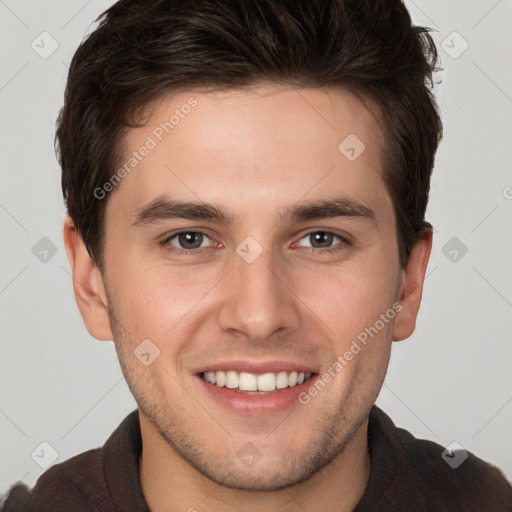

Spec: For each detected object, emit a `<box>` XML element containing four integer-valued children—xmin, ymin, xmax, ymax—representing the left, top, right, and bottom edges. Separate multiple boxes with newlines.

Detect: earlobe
<box><xmin>63</xmin><ymin>216</ymin><xmax>113</xmax><ymax>341</ymax></box>
<box><xmin>392</xmin><ymin>230</ymin><xmax>433</xmax><ymax>342</ymax></box>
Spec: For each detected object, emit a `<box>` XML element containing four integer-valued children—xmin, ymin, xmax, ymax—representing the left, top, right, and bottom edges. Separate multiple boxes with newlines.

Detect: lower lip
<box><xmin>195</xmin><ymin>374</ymin><xmax>318</xmax><ymax>415</ymax></box>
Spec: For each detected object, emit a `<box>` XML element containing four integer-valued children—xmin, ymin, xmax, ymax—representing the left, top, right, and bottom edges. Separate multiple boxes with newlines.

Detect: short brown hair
<box><xmin>57</xmin><ymin>0</ymin><xmax>442</xmax><ymax>269</ymax></box>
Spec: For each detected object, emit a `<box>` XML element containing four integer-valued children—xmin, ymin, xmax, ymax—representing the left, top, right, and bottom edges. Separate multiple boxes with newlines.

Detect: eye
<box><xmin>295</xmin><ymin>231</ymin><xmax>350</xmax><ymax>251</ymax></box>
<box><xmin>164</xmin><ymin>231</ymin><xmax>214</xmax><ymax>251</ymax></box>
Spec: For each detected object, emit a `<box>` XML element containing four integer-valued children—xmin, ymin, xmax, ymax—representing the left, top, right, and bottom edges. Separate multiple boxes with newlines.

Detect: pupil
<box><xmin>179</xmin><ymin>232</ymin><xmax>202</xmax><ymax>249</ymax></box>
<box><xmin>311</xmin><ymin>232</ymin><xmax>333</xmax><ymax>248</ymax></box>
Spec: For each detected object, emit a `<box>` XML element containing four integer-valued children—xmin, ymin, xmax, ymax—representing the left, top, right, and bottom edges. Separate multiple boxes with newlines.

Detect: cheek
<box><xmin>109</xmin><ymin>260</ymin><xmax>218</xmax><ymax>340</ymax></box>
<box><xmin>294</xmin><ymin>254</ymin><xmax>399</xmax><ymax>334</ymax></box>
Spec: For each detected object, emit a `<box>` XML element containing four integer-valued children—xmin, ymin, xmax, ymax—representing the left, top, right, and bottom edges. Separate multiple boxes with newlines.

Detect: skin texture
<box><xmin>64</xmin><ymin>85</ymin><xmax>432</xmax><ymax>512</ymax></box>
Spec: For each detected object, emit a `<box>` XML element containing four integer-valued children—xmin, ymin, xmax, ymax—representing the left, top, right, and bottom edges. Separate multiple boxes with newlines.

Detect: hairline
<box><xmin>90</xmin><ymin>82</ymin><xmax>406</xmax><ymax>271</ymax></box>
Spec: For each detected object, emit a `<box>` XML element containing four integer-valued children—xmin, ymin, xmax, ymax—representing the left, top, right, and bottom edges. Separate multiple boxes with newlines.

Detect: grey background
<box><xmin>1</xmin><ymin>0</ymin><xmax>511</xmax><ymax>493</ymax></box>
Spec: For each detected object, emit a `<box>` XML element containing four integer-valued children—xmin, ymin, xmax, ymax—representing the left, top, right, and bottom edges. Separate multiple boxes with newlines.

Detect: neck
<box><xmin>139</xmin><ymin>415</ymin><xmax>371</xmax><ymax>512</ymax></box>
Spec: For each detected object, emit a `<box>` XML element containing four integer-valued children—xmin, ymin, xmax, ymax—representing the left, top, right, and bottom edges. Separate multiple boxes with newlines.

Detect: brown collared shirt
<box><xmin>3</xmin><ymin>406</ymin><xmax>511</xmax><ymax>511</ymax></box>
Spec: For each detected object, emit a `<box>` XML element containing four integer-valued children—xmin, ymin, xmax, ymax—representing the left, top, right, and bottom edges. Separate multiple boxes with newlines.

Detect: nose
<box><xmin>217</xmin><ymin>247</ymin><xmax>302</xmax><ymax>344</ymax></box>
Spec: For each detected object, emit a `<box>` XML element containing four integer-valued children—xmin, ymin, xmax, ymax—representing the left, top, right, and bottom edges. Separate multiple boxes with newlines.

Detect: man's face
<box><xmin>99</xmin><ymin>86</ymin><xmax>405</xmax><ymax>490</ymax></box>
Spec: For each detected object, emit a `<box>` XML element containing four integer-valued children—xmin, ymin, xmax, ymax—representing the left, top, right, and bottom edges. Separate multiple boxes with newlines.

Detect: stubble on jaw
<box><xmin>105</xmin><ymin>296</ymin><xmax>372</xmax><ymax>493</ymax></box>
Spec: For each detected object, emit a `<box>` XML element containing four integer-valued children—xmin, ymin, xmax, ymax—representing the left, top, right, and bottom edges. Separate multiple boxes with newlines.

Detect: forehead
<box><xmin>107</xmin><ymin>85</ymin><xmax>390</xmax><ymax>221</ymax></box>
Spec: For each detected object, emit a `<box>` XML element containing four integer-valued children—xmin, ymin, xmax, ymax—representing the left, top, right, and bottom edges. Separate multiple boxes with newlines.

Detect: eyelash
<box><xmin>159</xmin><ymin>229</ymin><xmax>352</xmax><ymax>255</ymax></box>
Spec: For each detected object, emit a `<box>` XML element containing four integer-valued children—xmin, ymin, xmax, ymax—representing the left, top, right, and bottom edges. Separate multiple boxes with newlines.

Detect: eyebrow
<box><xmin>287</xmin><ymin>198</ymin><xmax>376</xmax><ymax>224</ymax></box>
<box><xmin>132</xmin><ymin>197</ymin><xmax>233</xmax><ymax>226</ymax></box>
<box><xmin>131</xmin><ymin>196</ymin><xmax>376</xmax><ymax>227</ymax></box>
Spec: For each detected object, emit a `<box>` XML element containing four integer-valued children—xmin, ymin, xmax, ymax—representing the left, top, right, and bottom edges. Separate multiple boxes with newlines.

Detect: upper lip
<box><xmin>192</xmin><ymin>359</ymin><xmax>318</xmax><ymax>375</ymax></box>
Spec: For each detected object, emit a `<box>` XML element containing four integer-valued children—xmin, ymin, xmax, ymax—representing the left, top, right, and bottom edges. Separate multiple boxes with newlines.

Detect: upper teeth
<box><xmin>202</xmin><ymin>371</ymin><xmax>312</xmax><ymax>392</ymax></box>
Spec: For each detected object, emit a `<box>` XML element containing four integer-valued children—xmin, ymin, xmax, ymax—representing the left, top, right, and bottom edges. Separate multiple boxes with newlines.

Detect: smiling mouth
<box><xmin>200</xmin><ymin>370</ymin><xmax>314</xmax><ymax>394</ymax></box>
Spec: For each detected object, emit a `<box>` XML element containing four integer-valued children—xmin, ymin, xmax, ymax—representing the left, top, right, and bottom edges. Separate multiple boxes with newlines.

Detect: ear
<box><xmin>393</xmin><ymin>229</ymin><xmax>433</xmax><ymax>342</ymax></box>
<box><xmin>63</xmin><ymin>216</ymin><xmax>113</xmax><ymax>341</ymax></box>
